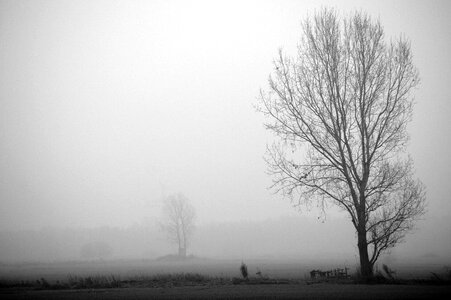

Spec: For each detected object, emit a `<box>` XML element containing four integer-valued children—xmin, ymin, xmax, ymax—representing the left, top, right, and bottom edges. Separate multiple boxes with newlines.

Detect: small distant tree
<box><xmin>161</xmin><ymin>193</ymin><xmax>196</xmax><ymax>258</ymax></box>
<box><xmin>258</xmin><ymin>9</ymin><xmax>426</xmax><ymax>279</ymax></box>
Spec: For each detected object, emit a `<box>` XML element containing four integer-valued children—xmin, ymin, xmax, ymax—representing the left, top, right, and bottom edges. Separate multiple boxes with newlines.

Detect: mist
<box><xmin>1</xmin><ymin>0</ymin><xmax>451</xmax><ymax>279</ymax></box>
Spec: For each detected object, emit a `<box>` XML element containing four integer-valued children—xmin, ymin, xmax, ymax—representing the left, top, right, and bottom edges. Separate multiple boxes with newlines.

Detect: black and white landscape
<box><xmin>1</xmin><ymin>0</ymin><xmax>450</xmax><ymax>299</ymax></box>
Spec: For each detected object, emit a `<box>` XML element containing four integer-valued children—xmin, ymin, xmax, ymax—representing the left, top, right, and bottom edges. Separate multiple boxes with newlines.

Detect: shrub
<box><xmin>382</xmin><ymin>264</ymin><xmax>396</xmax><ymax>281</ymax></box>
<box><xmin>240</xmin><ymin>262</ymin><xmax>248</xmax><ymax>280</ymax></box>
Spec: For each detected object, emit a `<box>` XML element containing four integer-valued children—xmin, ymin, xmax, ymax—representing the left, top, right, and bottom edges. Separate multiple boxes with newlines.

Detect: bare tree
<box><xmin>259</xmin><ymin>9</ymin><xmax>425</xmax><ymax>278</ymax></box>
<box><xmin>161</xmin><ymin>193</ymin><xmax>196</xmax><ymax>258</ymax></box>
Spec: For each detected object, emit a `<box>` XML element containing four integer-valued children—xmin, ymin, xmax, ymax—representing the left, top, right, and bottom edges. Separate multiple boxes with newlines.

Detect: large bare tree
<box><xmin>161</xmin><ymin>193</ymin><xmax>196</xmax><ymax>258</ymax></box>
<box><xmin>259</xmin><ymin>9</ymin><xmax>425</xmax><ymax>278</ymax></box>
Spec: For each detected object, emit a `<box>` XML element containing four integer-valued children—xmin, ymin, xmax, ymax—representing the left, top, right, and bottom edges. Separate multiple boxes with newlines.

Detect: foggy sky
<box><xmin>1</xmin><ymin>0</ymin><xmax>451</xmax><ymax>238</ymax></box>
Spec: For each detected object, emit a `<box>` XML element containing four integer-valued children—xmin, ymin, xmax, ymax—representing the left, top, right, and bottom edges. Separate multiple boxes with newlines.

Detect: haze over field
<box><xmin>1</xmin><ymin>0</ymin><xmax>450</xmax><ymax>265</ymax></box>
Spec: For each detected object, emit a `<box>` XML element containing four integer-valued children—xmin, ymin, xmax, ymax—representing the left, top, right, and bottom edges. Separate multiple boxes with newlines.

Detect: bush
<box><xmin>382</xmin><ymin>264</ymin><xmax>396</xmax><ymax>281</ymax></box>
<box><xmin>67</xmin><ymin>275</ymin><xmax>121</xmax><ymax>289</ymax></box>
<box><xmin>240</xmin><ymin>262</ymin><xmax>248</xmax><ymax>280</ymax></box>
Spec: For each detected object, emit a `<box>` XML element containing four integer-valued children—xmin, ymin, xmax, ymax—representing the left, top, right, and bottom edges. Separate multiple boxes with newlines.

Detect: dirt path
<box><xmin>1</xmin><ymin>283</ymin><xmax>451</xmax><ymax>299</ymax></box>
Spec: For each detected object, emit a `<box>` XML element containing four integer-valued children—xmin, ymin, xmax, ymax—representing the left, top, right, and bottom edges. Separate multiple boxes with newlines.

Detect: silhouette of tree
<box><xmin>161</xmin><ymin>193</ymin><xmax>196</xmax><ymax>258</ymax></box>
<box><xmin>259</xmin><ymin>8</ymin><xmax>425</xmax><ymax>278</ymax></box>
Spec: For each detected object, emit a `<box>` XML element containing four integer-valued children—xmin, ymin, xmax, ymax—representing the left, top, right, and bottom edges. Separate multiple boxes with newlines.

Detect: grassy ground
<box><xmin>1</xmin><ymin>259</ymin><xmax>450</xmax><ymax>299</ymax></box>
<box><xmin>2</xmin><ymin>258</ymin><xmax>446</xmax><ymax>281</ymax></box>
<box><xmin>0</xmin><ymin>258</ymin><xmax>318</xmax><ymax>280</ymax></box>
<box><xmin>1</xmin><ymin>283</ymin><xmax>451</xmax><ymax>299</ymax></box>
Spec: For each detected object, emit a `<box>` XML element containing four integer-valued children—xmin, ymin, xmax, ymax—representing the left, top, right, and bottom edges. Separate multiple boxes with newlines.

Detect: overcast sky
<box><xmin>1</xmin><ymin>0</ymin><xmax>450</xmax><ymax>231</ymax></box>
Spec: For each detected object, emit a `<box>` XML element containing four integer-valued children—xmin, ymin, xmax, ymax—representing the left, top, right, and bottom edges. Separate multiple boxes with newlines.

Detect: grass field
<box><xmin>1</xmin><ymin>258</ymin><xmax>450</xmax><ymax>299</ymax></box>
<box><xmin>0</xmin><ymin>258</ymin><xmax>338</xmax><ymax>281</ymax></box>
<box><xmin>2</xmin><ymin>257</ymin><xmax>447</xmax><ymax>279</ymax></box>
<box><xmin>2</xmin><ymin>283</ymin><xmax>451</xmax><ymax>299</ymax></box>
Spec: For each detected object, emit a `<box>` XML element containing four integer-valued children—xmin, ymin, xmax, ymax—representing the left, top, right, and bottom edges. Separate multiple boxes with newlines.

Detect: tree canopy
<box><xmin>259</xmin><ymin>8</ymin><xmax>426</xmax><ymax>278</ymax></box>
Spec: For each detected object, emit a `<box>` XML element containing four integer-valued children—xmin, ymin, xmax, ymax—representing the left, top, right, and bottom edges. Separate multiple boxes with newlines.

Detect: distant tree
<box><xmin>258</xmin><ymin>9</ymin><xmax>426</xmax><ymax>279</ymax></box>
<box><xmin>161</xmin><ymin>193</ymin><xmax>196</xmax><ymax>258</ymax></box>
<box><xmin>80</xmin><ymin>241</ymin><xmax>113</xmax><ymax>260</ymax></box>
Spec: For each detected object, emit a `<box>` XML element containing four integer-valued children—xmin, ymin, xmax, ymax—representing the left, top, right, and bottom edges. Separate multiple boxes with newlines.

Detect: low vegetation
<box><xmin>1</xmin><ymin>262</ymin><xmax>450</xmax><ymax>293</ymax></box>
<box><xmin>0</xmin><ymin>273</ymin><xmax>231</xmax><ymax>290</ymax></box>
<box><xmin>352</xmin><ymin>264</ymin><xmax>451</xmax><ymax>285</ymax></box>
<box><xmin>239</xmin><ymin>262</ymin><xmax>248</xmax><ymax>280</ymax></box>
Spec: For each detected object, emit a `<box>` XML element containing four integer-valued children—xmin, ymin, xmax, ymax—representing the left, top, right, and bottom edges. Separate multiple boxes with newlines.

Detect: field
<box><xmin>1</xmin><ymin>258</ymin><xmax>450</xmax><ymax>299</ymax></box>
<box><xmin>2</xmin><ymin>284</ymin><xmax>451</xmax><ymax>299</ymax></box>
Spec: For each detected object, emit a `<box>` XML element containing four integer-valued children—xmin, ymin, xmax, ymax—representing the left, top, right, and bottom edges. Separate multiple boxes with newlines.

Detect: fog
<box><xmin>1</xmin><ymin>215</ymin><xmax>450</xmax><ymax>269</ymax></box>
<box><xmin>1</xmin><ymin>0</ymin><xmax>451</xmax><ymax>267</ymax></box>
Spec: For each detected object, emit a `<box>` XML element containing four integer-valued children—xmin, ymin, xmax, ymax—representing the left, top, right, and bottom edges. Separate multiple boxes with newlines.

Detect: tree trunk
<box><xmin>357</xmin><ymin>230</ymin><xmax>373</xmax><ymax>279</ymax></box>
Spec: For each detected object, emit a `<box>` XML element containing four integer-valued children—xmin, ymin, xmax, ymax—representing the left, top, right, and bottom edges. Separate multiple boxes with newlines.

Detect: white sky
<box><xmin>1</xmin><ymin>0</ymin><xmax>450</xmax><ymax>230</ymax></box>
